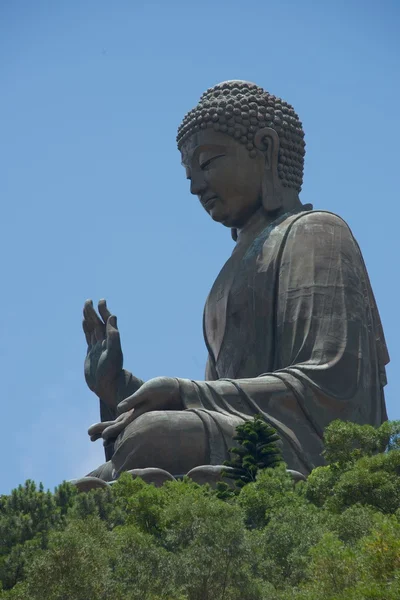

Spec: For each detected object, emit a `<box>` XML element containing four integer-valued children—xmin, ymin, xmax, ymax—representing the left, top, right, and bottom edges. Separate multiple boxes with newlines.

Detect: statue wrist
<box><xmin>116</xmin><ymin>370</ymin><xmax>144</xmax><ymax>405</ymax></box>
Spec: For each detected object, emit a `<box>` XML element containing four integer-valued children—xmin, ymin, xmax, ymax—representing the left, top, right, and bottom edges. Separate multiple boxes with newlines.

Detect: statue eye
<box><xmin>200</xmin><ymin>154</ymin><xmax>225</xmax><ymax>171</ymax></box>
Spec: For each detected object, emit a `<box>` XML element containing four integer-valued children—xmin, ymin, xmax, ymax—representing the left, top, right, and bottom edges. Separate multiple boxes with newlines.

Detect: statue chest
<box><xmin>204</xmin><ymin>241</ymin><xmax>277</xmax><ymax>377</ymax></box>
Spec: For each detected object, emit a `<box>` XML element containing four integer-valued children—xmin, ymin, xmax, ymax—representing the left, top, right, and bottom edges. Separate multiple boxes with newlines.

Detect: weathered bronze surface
<box><xmin>81</xmin><ymin>81</ymin><xmax>389</xmax><ymax>483</ymax></box>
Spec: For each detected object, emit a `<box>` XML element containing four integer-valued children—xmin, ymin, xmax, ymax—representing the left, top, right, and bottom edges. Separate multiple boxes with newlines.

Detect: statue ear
<box><xmin>254</xmin><ymin>128</ymin><xmax>283</xmax><ymax>213</ymax></box>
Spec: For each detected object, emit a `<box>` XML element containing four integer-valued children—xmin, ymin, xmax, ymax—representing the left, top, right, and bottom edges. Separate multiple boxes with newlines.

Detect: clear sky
<box><xmin>1</xmin><ymin>0</ymin><xmax>399</xmax><ymax>494</ymax></box>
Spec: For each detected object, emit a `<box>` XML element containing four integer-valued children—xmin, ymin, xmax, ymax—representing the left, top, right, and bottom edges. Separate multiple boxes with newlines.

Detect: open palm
<box><xmin>83</xmin><ymin>299</ymin><xmax>123</xmax><ymax>407</ymax></box>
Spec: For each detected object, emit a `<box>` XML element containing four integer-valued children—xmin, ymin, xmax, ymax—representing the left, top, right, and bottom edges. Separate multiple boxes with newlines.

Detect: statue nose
<box><xmin>190</xmin><ymin>172</ymin><xmax>207</xmax><ymax>196</ymax></box>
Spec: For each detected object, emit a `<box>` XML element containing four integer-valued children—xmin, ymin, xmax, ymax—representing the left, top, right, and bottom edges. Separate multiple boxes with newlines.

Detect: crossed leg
<box><xmin>87</xmin><ymin>410</ymin><xmax>211</xmax><ymax>481</ymax></box>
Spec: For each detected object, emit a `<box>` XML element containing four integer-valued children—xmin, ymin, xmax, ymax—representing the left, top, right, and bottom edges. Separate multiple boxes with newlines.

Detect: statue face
<box><xmin>181</xmin><ymin>129</ymin><xmax>265</xmax><ymax>228</ymax></box>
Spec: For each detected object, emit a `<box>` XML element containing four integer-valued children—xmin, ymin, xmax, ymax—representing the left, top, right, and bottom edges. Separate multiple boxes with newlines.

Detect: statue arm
<box><xmin>100</xmin><ymin>369</ymin><xmax>144</xmax><ymax>422</ymax></box>
<box><xmin>177</xmin><ymin>212</ymin><xmax>381</xmax><ymax>472</ymax></box>
<box><xmin>82</xmin><ymin>299</ymin><xmax>145</xmax><ymax>424</ymax></box>
<box><xmin>98</xmin><ymin>369</ymin><xmax>144</xmax><ymax>461</ymax></box>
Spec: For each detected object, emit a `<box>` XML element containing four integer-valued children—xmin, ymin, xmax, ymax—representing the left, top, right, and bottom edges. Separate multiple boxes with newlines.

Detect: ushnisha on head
<box><xmin>177</xmin><ymin>80</ymin><xmax>306</xmax><ymax>193</ymax></box>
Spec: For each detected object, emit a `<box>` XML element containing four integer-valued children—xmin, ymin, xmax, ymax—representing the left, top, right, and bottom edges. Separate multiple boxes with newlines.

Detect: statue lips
<box><xmin>201</xmin><ymin>195</ymin><xmax>218</xmax><ymax>210</ymax></box>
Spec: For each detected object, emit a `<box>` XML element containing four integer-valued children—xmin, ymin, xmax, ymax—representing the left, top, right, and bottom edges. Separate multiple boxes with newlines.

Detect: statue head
<box><xmin>178</xmin><ymin>81</ymin><xmax>306</xmax><ymax>231</ymax></box>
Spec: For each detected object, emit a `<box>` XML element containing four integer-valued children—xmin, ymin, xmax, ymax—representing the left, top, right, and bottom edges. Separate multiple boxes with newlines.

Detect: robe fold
<box><xmin>177</xmin><ymin>208</ymin><xmax>389</xmax><ymax>474</ymax></box>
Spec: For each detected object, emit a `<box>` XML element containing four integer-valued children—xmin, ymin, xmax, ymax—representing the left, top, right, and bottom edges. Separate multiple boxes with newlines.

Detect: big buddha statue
<box><xmin>81</xmin><ymin>80</ymin><xmax>389</xmax><ymax>484</ymax></box>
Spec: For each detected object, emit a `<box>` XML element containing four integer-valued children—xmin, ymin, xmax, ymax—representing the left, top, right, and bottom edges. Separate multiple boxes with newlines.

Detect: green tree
<box><xmin>322</xmin><ymin>419</ymin><xmax>400</xmax><ymax>467</ymax></box>
<box><xmin>0</xmin><ymin>480</ymin><xmax>74</xmax><ymax>590</ymax></box>
<box><xmin>14</xmin><ymin>518</ymin><xmax>114</xmax><ymax>600</ymax></box>
<box><xmin>162</xmin><ymin>490</ymin><xmax>262</xmax><ymax>600</ymax></box>
<box><xmin>222</xmin><ymin>415</ymin><xmax>282</xmax><ymax>491</ymax></box>
<box><xmin>110</xmin><ymin>525</ymin><xmax>174</xmax><ymax>600</ymax></box>
<box><xmin>2</xmin><ymin>419</ymin><xmax>400</xmax><ymax>599</ymax></box>
<box><xmin>305</xmin><ymin>451</ymin><xmax>400</xmax><ymax>514</ymax></box>
<box><xmin>252</xmin><ymin>502</ymin><xmax>330</xmax><ymax>587</ymax></box>
<box><xmin>237</xmin><ymin>464</ymin><xmax>295</xmax><ymax>529</ymax></box>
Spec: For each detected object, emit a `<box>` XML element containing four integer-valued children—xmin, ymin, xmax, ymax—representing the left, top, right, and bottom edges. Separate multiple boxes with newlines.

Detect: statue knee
<box><xmin>112</xmin><ymin>411</ymin><xmax>178</xmax><ymax>474</ymax></box>
<box><xmin>134</xmin><ymin>410</ymin><xmax>169</xmax><ymax>428</ymax></box>
<box><xmin>111</xmin><ymin>410</ymin><xmax>209</xmax><ymax>476</ymax></box>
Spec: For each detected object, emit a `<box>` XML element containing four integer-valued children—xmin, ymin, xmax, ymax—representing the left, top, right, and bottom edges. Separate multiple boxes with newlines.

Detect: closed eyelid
<box><xmin>199</xmin><ymin>153</ymin><xmax>225</xmax><ymax>169</ymax></box>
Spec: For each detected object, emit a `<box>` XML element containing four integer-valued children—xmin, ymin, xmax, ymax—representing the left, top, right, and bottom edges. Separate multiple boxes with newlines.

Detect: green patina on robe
<box><xmin>179</xmin><ymin>208</ymin><xmax>389</xmax><ymax>474</ymax></box>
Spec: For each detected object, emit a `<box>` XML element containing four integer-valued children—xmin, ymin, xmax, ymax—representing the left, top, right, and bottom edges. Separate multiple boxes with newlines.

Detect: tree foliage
<box><xmin>1</xmin><ymin>419</ymin><xmax>400</xmax><ymax>600</ymax></box>
<box><xmin>222</xmin><ymin>415</ymin><xmax>283</xmax><ymax>490</ymax></box>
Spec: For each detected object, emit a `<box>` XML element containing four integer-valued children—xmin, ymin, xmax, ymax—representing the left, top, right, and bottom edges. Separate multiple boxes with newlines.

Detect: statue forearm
<box><xmin>117</xmin><ymin>369</ymin><xmax>145</xmax><ymax>406</ymax></box>
<box><xmin>178</xmin><ymin>375</ymin><xmax>290</xmax><ymax>416</ymax></box>
<box><xmin>100</xmin><ymin>369</ymin><xmax>145</xmax><ymax>422</ymax></box>
<box><xmin>99</xmin><ymin>369</ymin><xmax>144</xmax><ymax>463</ymax></box>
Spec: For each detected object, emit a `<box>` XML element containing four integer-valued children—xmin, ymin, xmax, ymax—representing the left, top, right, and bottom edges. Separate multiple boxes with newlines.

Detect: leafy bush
<box><xmin>1</xmin><ymin>419</ymin><xmax>400</xmax><ymax>600</ymax></box>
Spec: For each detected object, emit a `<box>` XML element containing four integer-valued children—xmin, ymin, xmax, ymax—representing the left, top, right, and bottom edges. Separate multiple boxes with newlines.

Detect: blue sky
<box><xmin>1</xmin><ymin>0</ymin><xmax>399</xmax><ymax>494</ymax></box>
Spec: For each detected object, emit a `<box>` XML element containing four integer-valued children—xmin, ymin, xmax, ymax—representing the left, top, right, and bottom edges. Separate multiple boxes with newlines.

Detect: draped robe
<box><xmin>177</xmin><ymin>208</ymin><xmax>389</xmax><ymax>474</ymax></box>
<box><xmin>90</xmin><ymin>207</ymin><xmax>389</xmax><ymax>480</ymax></box>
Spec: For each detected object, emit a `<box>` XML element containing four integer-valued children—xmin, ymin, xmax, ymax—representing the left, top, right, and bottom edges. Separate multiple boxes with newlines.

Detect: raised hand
<box><xmin>83</xmin><ymin>299</ymin><xmax>123</xmax><ymax>407</ymax></box>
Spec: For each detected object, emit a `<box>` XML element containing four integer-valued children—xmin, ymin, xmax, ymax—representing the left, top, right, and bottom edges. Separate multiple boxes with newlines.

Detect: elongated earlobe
<box><xmin>261</xmin><ymin>170</ymin><xmax>283</xmax><ymax>212</ymax></box>
<box><xmin>254</xmin><ymin>128</ymin><xmax>283</xmax><ymax>213</ymax></box>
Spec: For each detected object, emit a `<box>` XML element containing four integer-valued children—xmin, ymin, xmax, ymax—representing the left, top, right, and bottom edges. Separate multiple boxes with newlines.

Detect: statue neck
<box><xmin>234</xmin><ymin>207</ymin><xmax>273</xmax><ymax>246</ymax></box>
<box><xmin>233</xmin><ymin>189</ymin><xmax>303</xmax><ymax>245</ymax></box>
<box><xmin>234</xmin><ymin>193</ymin><xmax>304</xmax><ymax>247</ymax></box>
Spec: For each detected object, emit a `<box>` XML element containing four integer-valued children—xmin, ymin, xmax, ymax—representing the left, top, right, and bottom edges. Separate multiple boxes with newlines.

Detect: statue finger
<box><xmin>83</xmin><ymin>299</ymin><xmax>96</xmax><ymax>324</ymax></box>
<box><xmin>106</xmin><ymin>315</ymin><xmax>122</xmax><ymax>354</ymax></box>
<box><xmin>82</xmin><ymin>302</ymin><xmax>94</xmax><ymax>334</ymax></box>
<box><xmin>102</xmin><ymin>409</ymin><xmax>135</xmax><ymax>440</ymax></box>
<box><xmin>82</xmin><ymin>319</ymin><xmax>91</xmax><ymax>346</ymax></box>
<box><xmin>117</xmin><ymin>389</ymin><xmax>149</xmax><ymax>415</ymax></box>
<box><xmin>88</xmin><ymin>420</ymin><xmax>115</xmax><ymax>438</ymax></box>
<box><xmin>84</xmin><ymin>299</ymin><xmax>105</xmax><ymax>341</ymax></box>
<box><xmin>98</xmin><ymin>299</ymin><xmax>112</xmax><ymax>325</ymax></box>
<box><xmin>116</xmin><ymin>390</ymin><xmax>141</xmax><ymax>414</ymax></box>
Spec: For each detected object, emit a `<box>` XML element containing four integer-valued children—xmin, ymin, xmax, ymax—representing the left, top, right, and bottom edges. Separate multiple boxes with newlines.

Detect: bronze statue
<box><xmin>81</xmin><ymin>80</ymin><xmax>389</xmax><ymax>483</ymax></box>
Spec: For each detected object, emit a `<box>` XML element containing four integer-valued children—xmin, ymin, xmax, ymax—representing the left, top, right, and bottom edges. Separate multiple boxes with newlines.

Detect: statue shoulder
<box><xmin>275</xmin><ymin>210</ymin><xmax>363</xmax><ymax>265</ymax></box>
<box><xmin>286</xmin><ymin>209</ymin><xmax>356</xmax><ymax>241</ymax></box>
<box><xmin>257</xmin><ymin>210</ymin><xmax>359</xmax><ymax>266</ymax></box>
